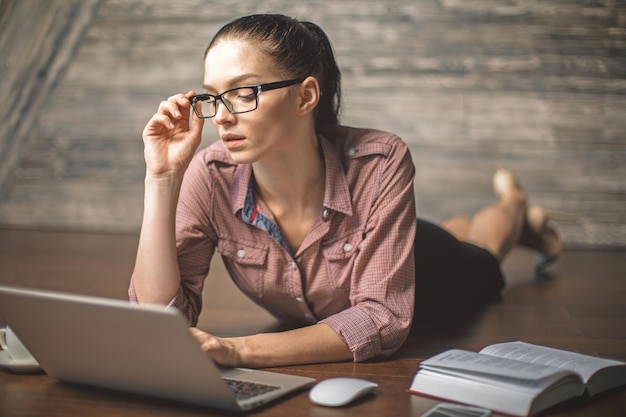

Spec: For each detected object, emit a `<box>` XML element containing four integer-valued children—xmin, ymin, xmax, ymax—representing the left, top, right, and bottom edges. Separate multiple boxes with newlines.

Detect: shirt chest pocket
<box><xmin>322</xmin><ymin>231</ymin><xmax>364</xmax><ymax>290</ymax></box>
<box><xmin>217</xmin><ymin>239</ymin><xmax>268</xmax><ymax>298</ymax></box>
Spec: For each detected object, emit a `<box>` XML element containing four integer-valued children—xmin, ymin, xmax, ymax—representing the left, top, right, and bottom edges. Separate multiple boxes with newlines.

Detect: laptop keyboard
<box><xmin>223</xmin><ymin>378</ymin><xmax>281</xmax><ymax>401</ymax></box>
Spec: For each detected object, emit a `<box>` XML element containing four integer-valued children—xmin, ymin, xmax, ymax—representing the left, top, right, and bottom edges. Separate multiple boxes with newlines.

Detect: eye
<box><xmin>197</xmin><ymin>95</ymin><xmax>217</xmax><ymax>103</ymax></box>
<box><xmin>235</xmin><ymin>88</ymin><xmax>257</xmax><ymax>102</ymax></box>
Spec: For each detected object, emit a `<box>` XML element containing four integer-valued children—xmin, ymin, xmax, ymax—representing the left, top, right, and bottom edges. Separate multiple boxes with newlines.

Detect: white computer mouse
<box><xmin>309</xmin><ymin>377</ymin><xmax>378</xmax><ymax>407</ymax></box>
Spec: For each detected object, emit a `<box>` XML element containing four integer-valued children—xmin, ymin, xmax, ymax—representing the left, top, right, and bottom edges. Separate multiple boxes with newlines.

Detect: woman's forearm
<box><xmin>243</xmin><ymin>323</ymin><xmax>353</xmax><ymax>367</ymax></box>
<box><xmin>131</xmin><ymin>175</ymin><xmax>184</xmax><ymax>305</ymax></box>
<box><xmin>192</xmin><ymin>323</ymin><xmax>353</xmax><ymax>368</ymax></box>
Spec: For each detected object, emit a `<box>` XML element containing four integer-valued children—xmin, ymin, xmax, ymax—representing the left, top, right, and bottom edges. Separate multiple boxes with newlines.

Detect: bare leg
<box><xmin>443</xmin><ymin>170</ymin><xmax>527</xmax><ymax>262</ymax></box>
<box><xmin>443</xmin><ymin>199</ymin><xmax>525</xmax><ymax>262</ymax></box>
<box><xmin>441</xmin><ymin>216</ymin><xmax>471</xmax><ymax>240</ymax></box>
<box><xmin>464</xmin><ymin>194</ymin><xmax>525</xmax><ymax>262</ymax></box>
<box><xmin>442</xmin><ymin>169</ymin><xmax>569</xmax><ymax>275</ymax></box>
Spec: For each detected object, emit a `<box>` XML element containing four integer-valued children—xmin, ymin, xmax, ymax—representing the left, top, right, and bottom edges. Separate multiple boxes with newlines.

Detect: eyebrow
<box><xmin>203</xmin><ymin>73</ymin><xmax>262</xmax><ymax>92</ymax></box>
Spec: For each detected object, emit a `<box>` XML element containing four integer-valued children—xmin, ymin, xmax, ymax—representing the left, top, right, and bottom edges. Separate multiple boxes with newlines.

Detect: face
<box><xmin>203</xmin><ymin>39</ymin><xmax>303</xmax><ymax>165</ymax></box>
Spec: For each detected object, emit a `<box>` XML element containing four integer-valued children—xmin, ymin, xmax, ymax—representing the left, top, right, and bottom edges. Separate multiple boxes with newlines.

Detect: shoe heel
<box><xmin>525</xmin><ymin>205</ymin><xmax>576</xmax><ymax>273</ymax></box>
<box><xmin>544</xmin><ymin>210</ymin><xmax>577</xmax><ymax>223</ymax></box>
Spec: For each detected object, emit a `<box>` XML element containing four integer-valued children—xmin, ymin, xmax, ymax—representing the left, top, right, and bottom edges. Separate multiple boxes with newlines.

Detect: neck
<box><xmin>252</xmin><ymin>131</ymin><xmax>325</xmax><ymax>211</ymax></box>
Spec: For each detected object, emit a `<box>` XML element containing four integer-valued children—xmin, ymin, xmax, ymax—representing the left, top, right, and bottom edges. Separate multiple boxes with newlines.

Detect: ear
<box><xmin>296</xmin><ymin>76</ymin><xmax>320</xmax><ymax>116</ymax></box>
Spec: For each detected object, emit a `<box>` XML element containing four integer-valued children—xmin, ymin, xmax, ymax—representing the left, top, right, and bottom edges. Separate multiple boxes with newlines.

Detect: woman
<box><xmin>130</xmin><ymin>14</ymin><xmax>563</xmax><ymax>367</ymax></box>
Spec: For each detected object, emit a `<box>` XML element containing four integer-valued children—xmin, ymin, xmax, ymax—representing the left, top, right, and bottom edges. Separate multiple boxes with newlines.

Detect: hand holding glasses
<box><xmin>190</xmin><ymin>78</ymin><xmax>305</xmax><ymax>119</ymax></box>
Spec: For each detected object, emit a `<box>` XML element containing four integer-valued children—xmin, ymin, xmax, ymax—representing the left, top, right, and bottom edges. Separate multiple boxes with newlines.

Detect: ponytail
<box><xmin>301</xmin><ymin>21</ymin><xmax>342</xmax><ymax>127</ymax></box>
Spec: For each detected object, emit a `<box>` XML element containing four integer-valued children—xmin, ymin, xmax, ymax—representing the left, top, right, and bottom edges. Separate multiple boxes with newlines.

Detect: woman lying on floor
<box><xmin>130</xmin><ymin>13</ymin><xmax>566</xmax><ymax>367</ymax></box>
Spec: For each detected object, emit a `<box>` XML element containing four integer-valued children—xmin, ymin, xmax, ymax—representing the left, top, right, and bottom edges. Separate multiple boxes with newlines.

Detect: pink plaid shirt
<box><xmin>130</xmin><ymin>125</ymin><xmax>416</xmax><ymax>361</ymax></box>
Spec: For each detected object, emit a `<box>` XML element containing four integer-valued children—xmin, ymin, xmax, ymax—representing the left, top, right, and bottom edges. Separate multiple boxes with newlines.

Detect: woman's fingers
<box><xmin>188</xmin><ymin>104</ymin><xmax>205</xmax><ymax>137</ymax></box>
<box><xmin>189</xmin><ymin>327</ymin><xmax>218</xmax><ymax>350</ymax></box>
<box><xmin>158</xmin><ymin>96</ymin><xmax>186</xmax><ymax>119</ymax></box>
<box><xmin>145</xmin><ymin>93</ymin><xmax>194</xmax><ymax>133</ymax></box>
<box><xmin>141</xmin><ymin>91</ymin><xmax>204</xmax><ymax>177</ymax></box>
<box><xmin>154</xmin><ymin>91</ymin><xmax>195</xmax><ymax>120</ymax></box>
<box><xmin>189</xmin><ymin>327</ymin><xmax>241</xmax><ymax>367</ymax></box>
<box><xmin>147</xmin><ymin>112</ymin><xmax>176</xmax><ymax>131</ymax></box>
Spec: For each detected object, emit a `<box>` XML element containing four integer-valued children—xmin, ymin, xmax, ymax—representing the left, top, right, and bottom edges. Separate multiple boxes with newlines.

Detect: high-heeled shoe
<box><xmin>492</xmin><ymin>168</ymin><xmax>576</xmax><ymax>272</ymax></box>
<box><xmin>492</xmin><ymin>168</ymin><xmax>526</xmax><ymax>202</ymax></box>
<box><xmin>525</xmin><ymin>204</ymin><xmax>577</xmax><ymax>272</ymax></box>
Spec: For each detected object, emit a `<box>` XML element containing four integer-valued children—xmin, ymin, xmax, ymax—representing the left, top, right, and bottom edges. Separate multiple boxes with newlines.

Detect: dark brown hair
<box><xmin>205</xmin><ymin>14</ymin><xmax>341</xmax><ymax>128</ymax></box>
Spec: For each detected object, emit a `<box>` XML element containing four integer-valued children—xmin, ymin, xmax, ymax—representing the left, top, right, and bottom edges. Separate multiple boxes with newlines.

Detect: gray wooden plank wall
<box><xmin>0</xmin><ymin>0</ymin><xmax>100</xmax><ymax>197</ymax></box>
<box><xmin>0</xmin><ymin>0</ymin><xmax>625</xmax><ymax>248</ymax></box>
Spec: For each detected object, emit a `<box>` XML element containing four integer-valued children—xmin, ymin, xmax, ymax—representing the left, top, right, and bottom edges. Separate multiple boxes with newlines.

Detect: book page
<box><xmin>480</xmin><ymin>341</ymin><xmax>624</xmax><ymax>383</ymax></box>
<box><xmin>421</xmin><ymin>349</ymin><xmax>570</xmax><ymax>382</ymax></box>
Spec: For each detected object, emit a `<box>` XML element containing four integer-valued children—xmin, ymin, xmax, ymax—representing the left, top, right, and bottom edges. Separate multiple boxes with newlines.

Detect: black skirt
<box><xmin>412</xmin><ymin>219</ymin><xmax>505</xmax><ymax>329</ymax></box>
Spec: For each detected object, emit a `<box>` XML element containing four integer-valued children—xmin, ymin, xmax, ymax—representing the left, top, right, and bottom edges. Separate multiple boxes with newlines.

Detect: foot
<box><xmin>492</xmin><ymin>168</ymin><xmax>527</xmax><ymax>204</ymax></box>
<box><xmin>519</xmin><ymin>204</ymin><xmax>563</xmax><ymax>272</ymax></box>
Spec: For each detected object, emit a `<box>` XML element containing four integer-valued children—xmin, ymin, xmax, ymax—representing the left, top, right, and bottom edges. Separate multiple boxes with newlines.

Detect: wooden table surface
<box><xmin>0</xmin><ymin>229</ymin><xmax>625</xmax><ymax>416</ymax></box>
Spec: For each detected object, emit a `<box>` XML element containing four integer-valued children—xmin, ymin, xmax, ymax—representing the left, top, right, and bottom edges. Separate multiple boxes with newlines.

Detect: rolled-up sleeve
<box><xmin>172</xmin><ymin>155</ymin><xmax>220</xmax><ymax>325</ymax></box>
<box><xmin>320</xmin><ymin>136</ymin><xmax>416</xmax><ymax>361</ymax></box>
<box><xmin>129</xmin><ymin>154</ymin><xmax>217</xmax><ymax>326</ymax></box>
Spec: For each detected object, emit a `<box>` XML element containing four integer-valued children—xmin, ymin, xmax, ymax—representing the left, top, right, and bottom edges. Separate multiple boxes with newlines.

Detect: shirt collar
<box><xmin>319</xmin><ymin>133</ymin><xmax>353</xmax><ymax>217</ymax></box>
<box><xmin>230</xmin><ymin>163</ymin><xmax>252</xmax><ymax>215</ymax></box>
<box><xmin>229</xmin><ymin>134</ymin><xmax>353</xmax><ymax>217</ymax></box>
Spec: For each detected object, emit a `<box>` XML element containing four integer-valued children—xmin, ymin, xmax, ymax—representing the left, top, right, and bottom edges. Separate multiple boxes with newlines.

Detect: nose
<box><xmin>212</xmin><ymin>98</ymin><xmax>235</xmax><ymax>125</ymax></box>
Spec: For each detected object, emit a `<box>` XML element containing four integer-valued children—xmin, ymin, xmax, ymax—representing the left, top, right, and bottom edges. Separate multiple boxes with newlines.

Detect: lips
<box><xmin>221</xmin><ymin>133</ymin><xmax>245</xmax><ymax>142</ymax></box>
<box><xmin>221</xmin><ymin>133</ymin><xmax>246</xmax><ymax>149</ymax></box>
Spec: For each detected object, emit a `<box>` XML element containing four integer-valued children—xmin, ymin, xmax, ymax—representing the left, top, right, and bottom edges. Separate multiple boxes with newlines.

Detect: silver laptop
<box><xmin>0</xmin><ymin>285</ymin><xmax>315</xmax><ymax>411</ymax></box>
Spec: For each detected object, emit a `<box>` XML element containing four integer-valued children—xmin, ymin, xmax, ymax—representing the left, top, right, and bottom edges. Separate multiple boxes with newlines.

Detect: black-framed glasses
<box><xmin>190</xmin><ymin>78</ymin><xmax>306</xmax><ymax>119</ymax></box>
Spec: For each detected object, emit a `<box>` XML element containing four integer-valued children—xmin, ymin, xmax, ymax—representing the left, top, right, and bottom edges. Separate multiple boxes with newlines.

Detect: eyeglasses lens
<box><xmin>193</xmin><ymin>87</ymin><xmax>258</xmax><ymax>118</ymax></box>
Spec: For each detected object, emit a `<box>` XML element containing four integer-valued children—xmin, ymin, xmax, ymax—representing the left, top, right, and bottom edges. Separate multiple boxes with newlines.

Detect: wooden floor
<box><xmin>0</xmin><ymin>228</ymin><xmax>625</xmax><ymax>416</ymax></box>
<box><xmin>1</xmin><ymin>228</ymin><xmax>625</xmax><ymax>360</ymax></box>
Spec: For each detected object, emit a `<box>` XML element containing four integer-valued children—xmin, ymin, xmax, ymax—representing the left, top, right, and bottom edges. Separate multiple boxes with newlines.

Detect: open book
<box><xmin>408</xmin><ymin>341</ymin><xmax>626</xmax><ymax>417</ymax></box>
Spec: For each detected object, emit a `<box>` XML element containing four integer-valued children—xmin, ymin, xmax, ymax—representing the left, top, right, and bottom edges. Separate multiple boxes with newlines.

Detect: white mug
<box><xmin>0</xmin><ymin>326</ymin><xmax>35</xmax><ymax>362</ymax></box>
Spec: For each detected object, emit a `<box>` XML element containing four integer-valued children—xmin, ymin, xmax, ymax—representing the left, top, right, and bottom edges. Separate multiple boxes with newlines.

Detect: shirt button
<box><xmin>291</xmin><ymin>262</ymin><xmax>298</xmax><ymax>271</ymax></box>
<box><xmin>322</xmin><ymin>209</ymin><xmax>330</xmax><ymax>220</ymax></box>
<box><xmin>296</xmin><ymin>296</ymin><xmax>304</xmax><ymax>303</ymax></box>
<box><xmin>343</xmin><ymin>243</ymin><xmax>353</xmax><ymax>252</ymax></box>
<box><xmin>236</xmin><ymin>249</ymin><xmax>246</xmax><ymax>259</ymax></box>
<box><xmin>347</xmin><ymin>148</ymin><xmax>357</xmax><ymax>156</ymax></box>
